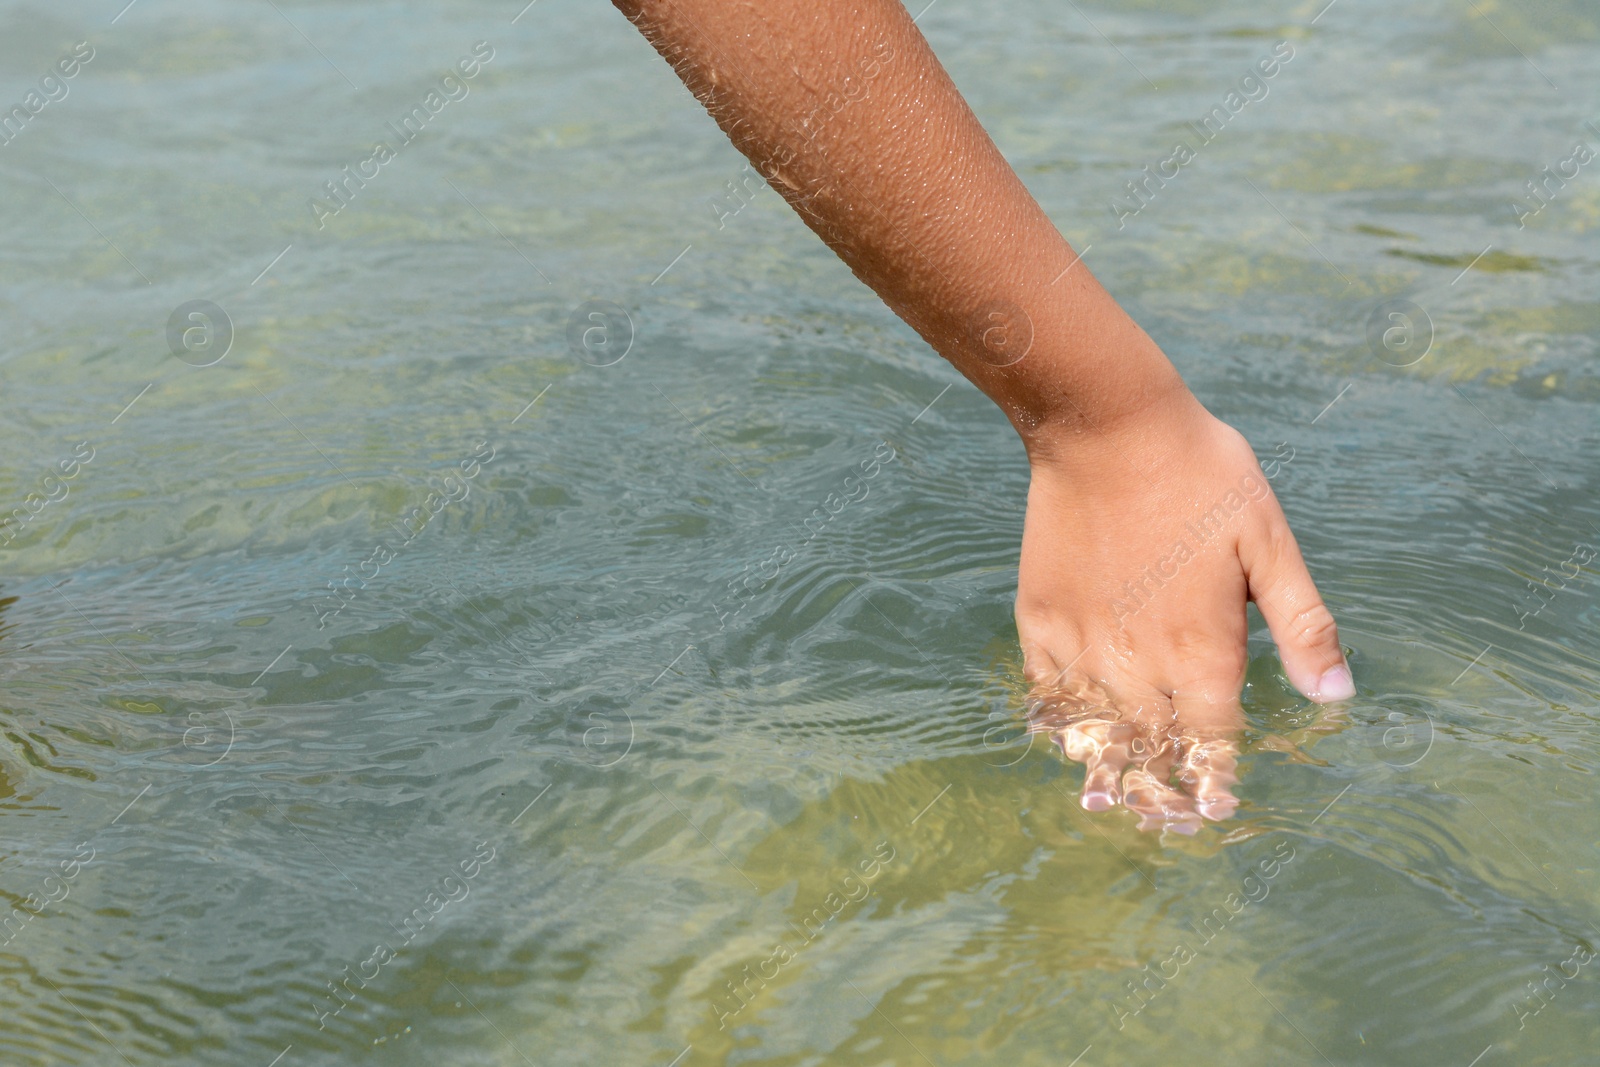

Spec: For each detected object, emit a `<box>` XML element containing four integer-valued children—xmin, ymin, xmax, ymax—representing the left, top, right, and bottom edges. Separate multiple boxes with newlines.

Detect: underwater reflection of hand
<box><xmin>1016</xmin><ymin>396</ymin><xmax>1353</xmax><ymax>833</ymax></box>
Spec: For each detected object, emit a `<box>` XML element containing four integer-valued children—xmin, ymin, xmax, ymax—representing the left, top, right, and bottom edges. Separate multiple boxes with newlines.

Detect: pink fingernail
<box><xmin>1316</xmin><ymin>664</ymin><xmax>1355</xmax><ymax>701</ymax></box>
<box><xmin>1082</xmin><ymin>791</ymin><xmax>1113</xmax><ymax>812</ymax></box>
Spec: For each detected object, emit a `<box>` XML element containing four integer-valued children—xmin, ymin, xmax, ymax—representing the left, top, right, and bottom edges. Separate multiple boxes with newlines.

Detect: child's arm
<box><xmin>614</xmin><ymin>0</ymin><xmax>1352</xmax><ymax>831</ymax></box>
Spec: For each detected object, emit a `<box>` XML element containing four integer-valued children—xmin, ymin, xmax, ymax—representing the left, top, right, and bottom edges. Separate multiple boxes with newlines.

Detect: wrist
<box><xmin>1011</xmin><ymin>350</ymin><xmax>1207</xmax><ymax>473</ymax></box>
<box><xmin>929</xmin><ymin>243</ymin><xmax>1199</xmax><ymax>463</ymax></box>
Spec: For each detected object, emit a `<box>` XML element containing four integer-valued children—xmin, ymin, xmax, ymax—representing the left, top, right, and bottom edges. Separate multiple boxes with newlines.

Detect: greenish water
<box><xmin>2</xmin><ymin>0</ymin><xmax>1598</xmax><ymax>1064</ymax></box>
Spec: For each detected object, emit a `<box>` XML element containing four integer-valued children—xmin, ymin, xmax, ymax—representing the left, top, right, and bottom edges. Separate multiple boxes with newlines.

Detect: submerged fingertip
<box><xmin>1197</xmin><ymin>796</ymin><xmax>1238</xmax><ymax>821</ymax></box>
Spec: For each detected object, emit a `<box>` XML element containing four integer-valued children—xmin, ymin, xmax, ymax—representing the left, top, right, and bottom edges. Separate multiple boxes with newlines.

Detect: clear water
<box><xmin>2</xmin><ymin>1</ymin><xmax>1597</xmax><ymax>1064</ymax></box>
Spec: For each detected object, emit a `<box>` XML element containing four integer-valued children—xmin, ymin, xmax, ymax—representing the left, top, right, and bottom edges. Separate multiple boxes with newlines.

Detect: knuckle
<box><xmin>1284</xmin><ymin>602</ymin><xmax>1339</xmax><ymax>650</ymax></box>
<box><xmin>1169</xmin><ymin>629</ymin><xmax>1248</xmax><ymax>684</ymax></box>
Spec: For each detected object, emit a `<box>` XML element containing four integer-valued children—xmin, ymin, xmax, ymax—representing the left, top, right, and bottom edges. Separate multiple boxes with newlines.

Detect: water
<box><xmin>1</xmin><ymin>0</ymin><xmax>1597</xmax><ymax>1064</ymax></box>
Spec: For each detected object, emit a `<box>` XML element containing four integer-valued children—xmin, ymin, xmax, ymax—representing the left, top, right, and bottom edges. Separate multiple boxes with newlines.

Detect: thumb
<box><xmin>1241</xmin><ymin>514</ymin><xmax>1353</xmax><ymax>703</ymax></box>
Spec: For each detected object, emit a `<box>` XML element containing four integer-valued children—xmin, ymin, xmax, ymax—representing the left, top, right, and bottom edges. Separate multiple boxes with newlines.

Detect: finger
<box><xmin>1087</xmin><ymin>672</ymin><xmax>1176</xmax><ymax>812</ymax></box>
<box><xmin>1169</xmin><ymin>685</ymin><xmax>1244</xmax><ymax>740</ymax></box>
<box><xmin>1058</xmin><ymin>720</ymin><xmax>1134</xmax><ymax>812</ymax></box>
<box><xmin>1021</xmin><ymin>641</ymin><xmax>1062</xmax><ymax>687</ymax></box>
<box><xmin>1121</xmin><ymin>765</ymin><xmax>1202</xmax><ymax>835</ymax></box>
<box><xmin>1097</xmin><ymin>681</ymin><xmax>1190</xmax><ymax>826</ymax></box>
<box><xmin>1020</xmin><ymin>624</ymin><xmax>1093</xmax><ymax>687</ymax></box>
<box><xmin>1025</xmin><ymin>675</ymin><xmax>1109</xmax><ymax>736</ymax></box>
<box><xmin>1240</xmin><ymin>509</ymin><xmax>1354</xmax><ymax>703</ymax></box>
<box><xmin>1169</xmin><ymin>668</ymin><xmax>1246</xmax><ymax>822</ymax></box>
<box><xmin>1082</xmin><ymin>757</ymin><xmax>1124</xmax><ymax>812</ymax></box>
<box><xmin>1107</xmin><ymin>694</ymin><xmax>1202</xmax><ymax>833</ymax></box>
<box><xmin>1175</xmin><ymin>735</ymin><xmax>1240</xmax><ymax>822</ymax></box>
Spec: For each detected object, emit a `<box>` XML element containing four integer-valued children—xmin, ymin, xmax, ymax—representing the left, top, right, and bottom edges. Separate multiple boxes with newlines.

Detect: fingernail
<box><xmin>1315</xmin><ymin>663</ymin><xmax>1355</xmax><ymax>702</ymax></box>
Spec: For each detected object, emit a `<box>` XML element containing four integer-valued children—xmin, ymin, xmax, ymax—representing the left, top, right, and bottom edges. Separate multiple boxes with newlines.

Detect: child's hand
<box><xmin>1016</xmin><ymin>391</ymin><xmax>1352</xmax><ymax>832</ymax></box>
<box><xmin>616</xmin><ymin>0</ymin><xmax>1353</xmax><ymax>831</ymax></box>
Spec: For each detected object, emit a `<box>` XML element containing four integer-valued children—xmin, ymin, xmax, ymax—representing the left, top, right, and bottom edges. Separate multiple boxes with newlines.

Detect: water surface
<box><xmin>1</xmin><ymin>1</ymin><xmax>1597</xmax><ymax>1064</ymax></box>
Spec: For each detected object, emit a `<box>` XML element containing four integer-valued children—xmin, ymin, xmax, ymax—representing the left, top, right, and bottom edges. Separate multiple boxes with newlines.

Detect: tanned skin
<box><xmin>612</xmin><ymin>0</ymin><xmax>1353</xmax><ymax>832</ymax></box>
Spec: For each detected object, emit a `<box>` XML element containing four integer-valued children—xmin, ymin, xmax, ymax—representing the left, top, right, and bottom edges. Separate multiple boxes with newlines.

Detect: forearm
<box><xmin>612</xmin><ymin>0</ymin><xmax>1193</xmax><ymax>452</ymax></box>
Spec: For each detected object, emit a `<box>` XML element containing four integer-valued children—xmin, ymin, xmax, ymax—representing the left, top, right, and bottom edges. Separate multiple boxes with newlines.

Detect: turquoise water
<box><xmin>2</xmin><ymin>0</ymin><xmax>1598</xmax><ymax>1064</ymax></box>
